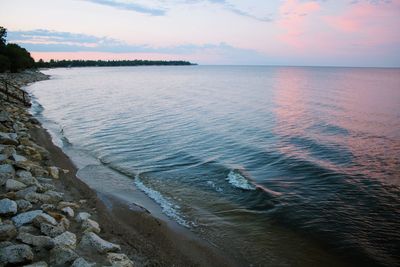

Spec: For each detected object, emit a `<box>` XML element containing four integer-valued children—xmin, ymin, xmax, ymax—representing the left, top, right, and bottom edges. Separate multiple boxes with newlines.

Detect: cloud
<box><xmin>84</xmin><ymin>0</ymin><xmax>166</xmax><ymax>16</ymax></box>
<box><xmin>7</xmin><ymin>29</ymin><xmax>270</xmax><ymax>64</ymax></box>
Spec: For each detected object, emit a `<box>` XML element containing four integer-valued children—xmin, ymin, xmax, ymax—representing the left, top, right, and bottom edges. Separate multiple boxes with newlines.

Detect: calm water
<box><xmin>27</xmin><ymin>66</ymin><xmax>400</xmax><ymax>266</ymax></box>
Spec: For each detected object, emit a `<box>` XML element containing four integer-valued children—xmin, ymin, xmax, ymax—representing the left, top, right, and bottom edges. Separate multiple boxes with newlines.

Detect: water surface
<box><xmin>27</xmin><ymin>66</ymin><xmax>400</xmax><ymax>266</ymax></box>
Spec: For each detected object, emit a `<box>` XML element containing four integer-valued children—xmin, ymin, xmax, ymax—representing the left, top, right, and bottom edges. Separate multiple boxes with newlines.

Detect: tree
<box><xmin>0</xmin><ymin>26</ymin><xmax>6</xmax><ymax>46</ymax></box>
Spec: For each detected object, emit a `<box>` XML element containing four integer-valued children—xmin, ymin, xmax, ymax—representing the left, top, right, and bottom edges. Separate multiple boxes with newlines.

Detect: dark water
<box><xmin>27</xmin><ymin>66</ymin><xmax>400</xmax><ymax>266</ymax></box>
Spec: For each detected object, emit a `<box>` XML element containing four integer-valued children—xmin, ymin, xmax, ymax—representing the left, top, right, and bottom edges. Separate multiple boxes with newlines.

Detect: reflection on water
<box><xmin>27</xmin><ymin>66</ymin><xmax>400</xmax><ymax>266</ymax></box>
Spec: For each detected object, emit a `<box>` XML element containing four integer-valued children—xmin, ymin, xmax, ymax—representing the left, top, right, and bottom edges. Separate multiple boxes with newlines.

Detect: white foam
<box><xmin>226</xmin><ymin>170</ymin><xmax>256</xmax><ymax>190</ymax></box>
<box><xmin>134</xmin><ymin>175</ymin><xmax>191</xmax><ymax>228</ymax></box>
<box><xmin>206</xmin><ymin>181</ymin><xmax>223</xmax><ymax>193</ymax></box>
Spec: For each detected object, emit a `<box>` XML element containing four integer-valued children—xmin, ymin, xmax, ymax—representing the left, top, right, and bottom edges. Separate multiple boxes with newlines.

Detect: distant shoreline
<box><xmin>35</xmin><ymin>59</ymin><xmax>197</xmax><ymax>69</ymax></box>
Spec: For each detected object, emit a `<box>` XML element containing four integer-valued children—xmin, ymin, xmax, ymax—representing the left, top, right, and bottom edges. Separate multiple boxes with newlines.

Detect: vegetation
<box><xmin>0</xmin><ymin>26</ymin><xmax>35</xmax><ymax>73</ymax></box>
<box><xmin>35</xmin><ymin>59</ymin><xmax>195</xmax><ymax>68</ymax></box>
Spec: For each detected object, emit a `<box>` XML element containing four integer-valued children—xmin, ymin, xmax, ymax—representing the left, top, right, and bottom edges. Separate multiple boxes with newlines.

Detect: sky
<box><xmin>0</xmin><ymin>0</ymin><xmax>399</xmax><ymax>67</ymax></box>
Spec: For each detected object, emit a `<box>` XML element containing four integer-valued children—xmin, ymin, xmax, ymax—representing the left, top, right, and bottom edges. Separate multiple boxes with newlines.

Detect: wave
<box><xmin>226</xmin><ymin>170</ymin><xmax>256</xmax><ymax>190</ymax></box>
<box><xmin>134</xmin><ymin>174</ymin><xmax>192</xmax><ymax>228</ymax></box>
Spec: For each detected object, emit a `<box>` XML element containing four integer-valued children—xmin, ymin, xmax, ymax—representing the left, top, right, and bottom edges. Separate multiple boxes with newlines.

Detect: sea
<box><xmin>26</xmin><ymin>66</ymin><xmax>400</xmax><ymax>267</ymax></box>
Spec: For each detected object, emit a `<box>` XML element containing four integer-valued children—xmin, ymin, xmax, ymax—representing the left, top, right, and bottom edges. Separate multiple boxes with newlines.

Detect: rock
<box><xmin>76</xmin><ymin>212</ymin><xmax>91</xmax><ymax>223</ymax></box>
<box><xmin>0</xmin><ymin>132</ymin><xmax>18</xmax><ymax>146</ymax></box>
<box><xmin>6</xmin><ymin>179</ymin><xmax>27</xmax><ymax>191</ymax></box>
<box><xmin>17</xmin><ymin>232</ymin><xmax>54</xmax><ymax>249</ymax></box>
<box><xmin>53</xmin><ymin>231</ymin><xmax>76</xmax><ymax>249</ymax></box>
<box><xmin>0</xmin><ymin>224</ymin><xmax>17</xmax><ymax>241</ymax></box>
<box><xmin>71</xmin><ymin>257</ymin><xmax>95</xmax><ymax>267</ymax></box>
<box><xmin>79</xmin><ymin>232</ymin><xmax>121</xmax><ymax>254</ymax></box>
<box><xmin>49</xmin><ymin>246</ymin><xmax>78</xmax><ymax>266</ymax></box>
<box><xmin>36</xmin><ymin>177</ymin><xmax>52</xmax><ymax>183</ymax></box>
<box><xmin>23</xmin><ymin>261</ymin><xmax>48</xmax><ymax>267</ymax></box>
<box><xmin>15</xmin><ymin>185</ymin><xmax>37</xmax><ymax>199</ymax></box>
<box><xmin>58</xmin><ymin>201</ymin><xmax>80</xmax><ymax>210</ymax></box>
<box><xmin>0</xmin><ymin>198</ymin><xmax>18</xmax><ymax>215</ymax></box>
<box><xmin>81</xmin><ymin>218</ymin><xmax>100</xmax><ymax>234</ymax></box>
<box><xmin>0</xmin><ymin>164</ymin><xmax>15</xmax><ymax>183</ymax></box>
<box><xmin>47</xmin><ymin>211</ymin><xmax>66</xmax><ymax>222</ymax></box>
<box><xmin>0</xmin><ymin>111</ymin><xmax>11</xmax><ymax>122</ymax></box>
<box><xmin>15</xmin><ymin>199</ymin><xmax>32</xmax><ymax>212</ymax></box>
<box><xmin>16</xmin><ymin>170</ymin><xmax>37</xmax><ymax>186</ymax></box>
<box><xmin>0</xmin><ymin>241</ymin><xmax>13</xmax><ymax>248</ymax></box>
<box><xmin>61</xmin><ymin>207</ymin><xmax>74</xmax><ymax>218</ymax></box>
<box><xmin>12</xmin><ymin>210</ymin><xmax>43</xmax><ymax>227</ymax></box>
<box><xmin>36</xmin><ymin>183</ymin><xmax>55</xmax><ymax>193</ymax></box>
<box><xmin>40</xmin><ymin>223</ymin><xmax>66</xmax><ymax>238</ymax></box>
<box><xmin>45</xmin><ymin>190</ymin><xmax>63</xmax><ymax>202</ymax></box>
<box><xmin>33</xmin><ymin>213</ymin><xmax>58</xmax><ymax>226</ymax></box>
<box><xmin>0</xmin><ymin>244</ymin><xmax>34</xmax><ymax>265</ymax></box>
<box><xmin>19</xmin><ymin>225</ymin><xmax>38</xmax><ymax>234</ymax></box>
<box><xmin>40</xmin><ymin>204</ymin><xmax>56</xmax><ymax>212</ymax></box>
<box><xmin>48</xmin><ymin>166</ymin><xmax>59</xmax><ymax>179</ymax></box>
<box><xmin>25</xmin><ymin>192</ymin><xmax>52</xmax><ymax>204</ymax></box>
<box><xmin>11</xmin><ymin>153</ymin><xmax>28</xmax><ymax>162</ymax></box>
<box><xmin>107</xmin><ymin>253</ymin><xmax>134</xmax><ymax>267</ymax></box>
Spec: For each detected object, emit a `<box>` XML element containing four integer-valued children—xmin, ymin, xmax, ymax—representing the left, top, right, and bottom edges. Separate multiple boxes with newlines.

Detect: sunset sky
<box><xmin>1</xmin><ymin>0</ymin><xmax>399</xmax><ymax>66</ymax></box>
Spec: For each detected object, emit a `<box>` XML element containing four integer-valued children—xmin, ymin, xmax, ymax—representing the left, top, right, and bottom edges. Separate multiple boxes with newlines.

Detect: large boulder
<box><xmin>12</xmin><ymin>210</ymin><xmax>43</xmax><ymax>227</ymax></box>
<box><xmin>79</xmin><ymin>232</ymin><xmax>120</xmax><ymax>254</ymax></box>
<box><xmin>0</xmin><ymin>198</ymin><xmax>18</xmax><ymax>215</ymax></box>
<box><xmin>0</xmin><ymin>244</ymin><xmax>34</xmax><ymax>265</ymax></box>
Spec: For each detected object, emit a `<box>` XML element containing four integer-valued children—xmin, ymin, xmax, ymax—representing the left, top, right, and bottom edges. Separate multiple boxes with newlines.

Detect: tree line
<box><xmin>0</xmin><ymin>25</ymin><xmax>196</xmax><ymax>73</ymax></box>
<box><xmin>36</xmin><ymin>59</ymin><xmax>195</xmax><ymax>68</ymax></box>
<box><xmin>0</xmin><ymin>26</ymin><xmax>35</xmax><ymax>72</ymax></box>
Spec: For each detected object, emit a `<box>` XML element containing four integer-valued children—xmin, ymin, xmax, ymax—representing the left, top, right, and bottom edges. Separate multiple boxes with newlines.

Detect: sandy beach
<box><xmin>0</xmin><ymin>70</ymin><xmax>236</xmax><ymax>266</ymax></box>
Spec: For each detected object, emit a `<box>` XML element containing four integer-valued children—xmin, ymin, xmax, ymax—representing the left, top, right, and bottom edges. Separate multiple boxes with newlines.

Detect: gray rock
<box><xmin>53</xmin><ymin>231</ymin><xmax>76</xmax><ymax>249</ymax></box>
<box><xmin>81</xmin><ymin>218</ymin><xmax>100</xmax><ymax>234</ymax></box>
<box><xmin>0</xmin><ymin>241</ymin><xmax>13</xmax><ymax>248</ymax></box>
<box><xmin>79</xmin><ymin>232</ymin><xmax>120</xmax><ymax>254</ymax></box>
<box><xmin>25</xmin><ymin>192</ymin><xmax>52</xmax><ymax>204</ymax></box>
<box><xmin>0</xmin><ymin>111</ymin><xmax>11</xmax><ymax>122</ymax></box>
<box><xmin>36</xmin><ymin>177</ymin><xmax>53</xmax><ymax>183</ymax></box>
<box><xmin>33</xmin><ymin>213</ymin><xmax>57</xmax><ymax>226</ymax></box>
<box><xmin>0</xmin><ymin>224</ymin><xmax>17</xmax><ymax>241</ymax></box>
<box><xmin>40</xmin><ymin>204</ymin><xmax>56</xmax><ymax>212</ymax></box>
<box><xmin>12</xmin><ymin>210</ymin><xmax>43</xmax><ymax>227</ymax></box>
<box><xmin>40</xmin><ymin>223</ymin><xmax>66</xmax><ymax>238</ymax></box>
<box><xmin>107</xmin><ymin>253</ymin><xmax>134</xmax><ymax>267</ymax></box>
<box><xmin>16</xmin><ymin>199</ymin><xmax>33</xmax><ymax>212</ymax></box>
<box><xmin>49</xmin><ymin>246</ymin><xmax>78</xmax><ymax>266</ymax></box>
<box><xmin>0</xmin><ymin>244</ymin><xmax>34</xmax><ymax>265</ymax></box>
<box><xmin>61</xmin><ymin>207</ymin><xmax>74</xmax><ymax>218</ymax></box>
<box><xmin>0</xmin><ymin>132</ymin><xmax>18</xmax><ymax>146</ymax></box>
<box><xmin>11</xmin><ymin>153</ymin><xmax>28</xmax><ymax>162</ymax></box>
<box><xmin>76</xmin><ymin>212</ymin><xmax>91</xmax><ymax>223</ymax></box>
<box><xmin>17</xmin><ymin>232</ymin><xmax>54</xmax><ymax>249</ymax></box>
<box><xmin>37</xmin><ymin>183</ymin><xmax>55</xmax><ymax>193</ymax></box>
<box><xmin>0</xmin><ymin>164</ymin><xmax>15</xmax><ymax>184</ymax></box>
<box><xmin>19</xmin><ymin>225</ymin><xmax>38</xmax><ymax>234</ymax></box>
<box><xmin>0</xmin><ymin>198</ymin><xmax>18</xmax><ymax>215</ymax></box>
<box><xmin>15</xmin><ymin>185</ymin><xmax>37</xmax><ymax>199</ymax></box>
<box><xmin>45</xmin><ymin>190</ymin><xmax>63</xmax><ymax>202</ymax></box>
<box><xmin>23</xmin><ymin>261</ymin><xmax>48</xmax><ymax>267</ymax></box>
<box><xmin>6</xmin><ymin>179</ymin><xmax>27</xmax><ymax>191</ymax></box>
<box><xmin>16</xmin><ymin>170</ymin><xmax>38</xmax><ymax>186</ymax></box>
<box><xmin>71</xmin><ymin>257</ymin><xmax>95</xmax><ymax>267</ymax></box>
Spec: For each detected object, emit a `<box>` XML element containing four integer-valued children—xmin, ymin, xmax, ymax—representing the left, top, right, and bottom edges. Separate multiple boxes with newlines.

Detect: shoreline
<box><xmin>0</xmin><ymin>70</ymin><xmax>236</xmax><ymax>266</ymax></box>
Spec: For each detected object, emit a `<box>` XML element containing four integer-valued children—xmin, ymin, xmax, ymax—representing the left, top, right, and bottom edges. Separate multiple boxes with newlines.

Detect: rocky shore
<box><xmin>0</xmin><ymin>71</ymin><xmax>134</xmax><ymax>266</ymax></box>
<box><xmin>0</xmin><ymin>70</ymin><xmax>236</xmax><ymax>267</ymax></box>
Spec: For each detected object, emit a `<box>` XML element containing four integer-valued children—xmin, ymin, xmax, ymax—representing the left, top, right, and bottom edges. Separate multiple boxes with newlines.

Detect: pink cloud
<box><xmin>278</xmin><ymin>0</ymin><xmax>321</xmax><ymax>49</ymax></box>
